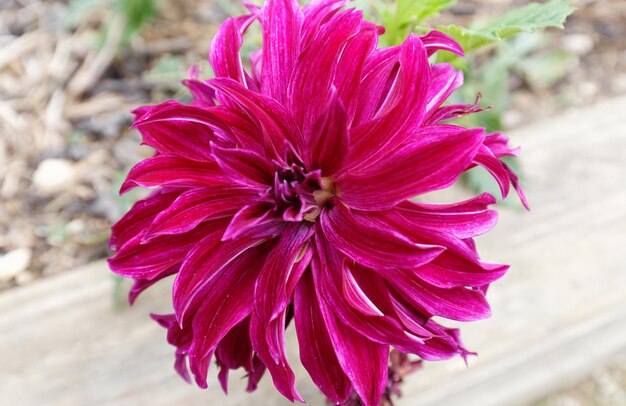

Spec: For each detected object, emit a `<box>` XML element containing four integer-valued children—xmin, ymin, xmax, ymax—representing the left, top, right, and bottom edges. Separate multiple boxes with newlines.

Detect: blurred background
<box><xmin>0</xmin><ymin>0</ymin><xmax>625</xmax><ymax>405</ymax></box>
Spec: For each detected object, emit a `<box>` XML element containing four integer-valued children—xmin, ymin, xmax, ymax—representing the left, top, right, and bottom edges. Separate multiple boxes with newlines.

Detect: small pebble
<box><xmin>0</xmin><ymin>248</ymin><xmax>32</xmax><ymax>282</ymax></box>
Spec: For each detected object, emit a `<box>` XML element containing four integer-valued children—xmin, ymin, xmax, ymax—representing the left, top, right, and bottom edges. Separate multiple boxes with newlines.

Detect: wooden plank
<box><xmin>1</xmin><ymin>95</ymin><xmax>625</xmax><ymax>406</ymax></box>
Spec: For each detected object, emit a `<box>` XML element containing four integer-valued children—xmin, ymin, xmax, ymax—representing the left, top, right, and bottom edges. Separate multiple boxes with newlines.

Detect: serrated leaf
<box><xmin>476</xmin><ymin>0</ymin><xmax>574</xmax><ymax>37</ymax></box>
<box><xmin>436</xmin><ymin>0</ymin><xmax>575</xmax><ymax>58</ymax></box>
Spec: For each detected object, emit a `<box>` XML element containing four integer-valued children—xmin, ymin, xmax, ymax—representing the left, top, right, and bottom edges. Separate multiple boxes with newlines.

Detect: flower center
<box><xmin>272</xmin><ymin>163</ymin><xmax>334</xmax><ymax>223</ymax></box>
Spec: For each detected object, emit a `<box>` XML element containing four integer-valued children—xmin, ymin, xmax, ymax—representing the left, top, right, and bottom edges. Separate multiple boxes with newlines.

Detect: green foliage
<box><xmin>436</xmin><ymin>0</ymin><xmax>575</xmax><ymax>63</ymax></box>
<box><xmin>379</xmin><ymin>0</ymin><xmax>455</xmax><ymax>46</ymax></box>
<box><xmin>119</xmin><ymin>0</ymin><xmax>158</xmax><ymax>43</ymax></box>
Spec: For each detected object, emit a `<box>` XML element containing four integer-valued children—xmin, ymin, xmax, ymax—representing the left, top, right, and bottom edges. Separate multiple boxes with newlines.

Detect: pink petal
<box><xmin>320</xmin><ymin>201</ymin><xmax>444</xmax><ymax>270</ymax></box>
<box><xmin>211</xmin><ymin>143</ymin><xmax>274</xmax><ymax>186</ymax></box>
<box><xmin>133</xmin><ymin>101</ymin><xmax>234</xmax><ymax>152</ymax></box>
<box><xmin>222</xmin><ymin>202</ymin><xmax>278</xmax><ymax>241</ymax></box>
<box><xmin>253</xmin><ymin>223</ymin><xmax>314</xmax><ymax>346</ymax></box>
<box><xmin>249</xmin><ymin>309</ymin><xmax>304</xmax><ymax>402</ymax></box>
<box><xmin>301</xmin><ymin>0</ymin><xmax>351</xmax><ymax>47</ymax></box>
<box><xmin>347</xmin><ymin>35</ymin><xmax>431</xmax><ymax>172</ymax></box>
<box><xmin>172</xmin><ymin>233</ymin><xmax>271</xmax><ymax>321</ymax></box>
<box><xmin>305</xmin><ymin>90</ymin><xmax>349</xmax><ymax>176</ymax></box>
<box><xmin>420</xmin><ymin>30</ymin><xmax>464</xmax><ymax>57</ymax></box>
<box><xmin>334</xmin><ymin>20</ymin><xmax>379</xmax><ymax>123</ymax></box>
<box><xmin>120</xmin><ymin>154</ymin><xmax>227</xmax><ymax>194</ymax></box>
<box><xmin>109</xmin><ymin>221</ymin><xmax>224</xmax><ymax>280</ymax></box>
<box><xmin>210</xmin><ymin>15</ymin><xmax>257</xmax><ymax>85</ymax></box>
<box><xmin>187</xmin><ymin>247</ymin><xmax>264</xmax><ymax>386</ymax></box>
<box><xmin>413</xmin><ymin>254</ymin><xmax>508</xmax><ymax>289</ymax></box>
<box><xmin>396</xmin><ymin>194</ymin><xmax>499</xmax><ymax>239</ymax></box>
<box><xmin>128</xmin><ymin>264</ymin><xmax>178</xmax><ymax>305</ymax></box>
<box><xmin>338</xmin><ymin>125</ymin><xmax>485</xmax><ymax>210</ymax></box>
<box><xmin>144</xmin><ymin>186</ymin><xmax>255</xmax><ymax>239</ymax></box>
<box><xmin>382</xmin><ymin>267</ymin><xmax>492</xmax><ymax>321</ymax></box>
<box><xmin>208</xmin><ymin>78</ymin><xmax>304</xmax><ymax>162</ymax></box>
<box><xmin>288</xmin><ymin>8</ymin><xmax>362</xmax><ymax>129</ymax></box>
<box><xmin>294</xmin><ymin>271</ymin><xmax>352</xmax><ymax>404</ymax></box>
<box><xmin>315</xmin><ymin>278</ymin><xmax>388</xmax><ymax>406</ymax></box>
<box><xmin>425</xmin><ymin>63</ymin><xmax>464</xmax><ymax>116</ymax></box>
<box><xmin>312</xmin><ymin>234</ymin><xmax>445</xmax><ymax>357</ymax></box>
<box><xmin>352</xmin><ymin>47</ymin><xmax>401</xmax><ymax>127</ymax></box>
<box><xmin>261</xmin><ymin>0</ymin><xmax>303</xmax><ymax>105</ymax></box>
<box><xmin>109</xmin><ymin>189</ymin><xmax>180</xmax><ymax>251</ymax></box>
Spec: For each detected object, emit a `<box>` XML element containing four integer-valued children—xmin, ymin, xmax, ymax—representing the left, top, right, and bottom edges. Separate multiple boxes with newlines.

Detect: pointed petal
<box><xmin>420</xmin><ymin>30</ymin><xmax>464</xmax><ymax>57</ymax></box>
<box><xmin>249</xmin><ymin>309</ymin><xmax>304</xmax><ymax>402</ymax></box>
<box><xmin>187</xmin><ymin>248</ymin><xmax>263</xmax><ymax>385</ymax></box>
<box><xmin>338</xmin><ymin>126</ymin><xmax>485</xmax><ymax>210</ymax></box>
<box><xmin>222</xmin><ymin>202</ymin><xmax>278</xmax><ymax>240</ymax></box>
<box><xmin>261</xmin><ymin>0</ymin><xmax>303</xmax><ymax>104</ymax></box>
<box><xmin>426</xmin><ymin>63</ymin><xmax>464</xmax><ymax>116</ymax></box>
<box><xmin>334</xmin><ymin>20</ymin><xmax>379</xmax><ymax>122</ymax></box>
<box><xmin>316</xmin><ymin>287</ymin><xmax>388</xmax><ymax>406</ymax></box>
<box><xmin>120</xmin><ymin>155</ymin><xmax>227</xmax><ymax>194</ymax></box>
<box><xmin>306</xmin><ymin>90</ymin><xmax>349</xmax><ymax>176</ymax></box>
<box><xmin>301</xmin><ymin>0</ymin><xmax>351</xmax><ymax>47</ymax></box>
<box><xmin>294</xmin><ymin>271</ymin><xmax>352</xmax><ymax>404</ymax></box>
<box><xmin>347</xmin><ymin>34</ymin><xmax>431</xmax><ymax>171</ymax></box>
<box><xmin>254</xmin><ymin>223</ymin><xmax>314</xmax><ymax>333</ymax></box>
<box><xmin>208</xmin><ymin>78</ymin><xmax>303</xmax><ymax>162</ymax></box>
<box><xmin>132</xmin><ymin>102</ymin><xmax>234</xmax><ymax>152</ymax></box>
<box><xmin>211</xmin><ymin>143</ymin><xmax>274</xmax><ymax>186</ymax></box>
<box><xmin>382</xmin><ymin>267</ymin><xmax>492</xmax><ymax>321</ymax></box>
<box><xmin>109</xmin><ymin>221</ymin><xmax>224</xmax><ymax>280</ymax></box>
<box><xmin>145</xmin><ymin>187</ymin><xmax>255</xmax><ymax>238</ymax></box>
<box><xmin>396</xmin><ymin>193</ymin><xmax>498</xmax><ymax>239</ymax></box>
<box><xmin>172</xmin><ymin>233</ymin><xmax>270</xmax><ymax>321</ymax></box>
<box><xmin>320</xmin><ymin>202</ymin><xmax>444</xmax><ymax>270</ymax></box>
<box><xmin>288</xmin><ymin>9</ymin><xmax>362</xmax><ymax>129</ymax></box>
<box><xmin>128</xmin><ymin>265</ymin><xmax>179</xmax><ymax>305</ymax></box>
<box><xmin>109</xmin><ymin>189</ymin><xmax>180</xmax><ymax>251</ymax></box>
<box><xmin>210</xmin><ymin>15</ymin><xmax>257</xmax><ymax>85</ymax></box>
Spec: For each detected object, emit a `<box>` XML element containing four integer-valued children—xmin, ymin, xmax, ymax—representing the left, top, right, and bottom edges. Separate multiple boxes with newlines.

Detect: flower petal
<box><xmin>288</xmin><ymin>8</ymin><xmax>362</xmax><ymax>129</ymax></box>
<box><xmin>306</xmin><ymin>90</ymin><xmax>349</xmax><ymax>176</ymax></box>
<box><xmin>208</xmin><ymin>77</ymin><xmax>303</xmax><ymax>161</ymax></box>
<box><xmin>144</xmin><ymin>186</ymin><xmax>255</xmax><ymax>239</ymax></box>
<box><xmin>420</xmin><ymin>30</ymin><xmax>464</xmax><ymax>57</ymax></box>
<box><xmin>120</xmin><ymin>154</ymin><xmax>227</xmax><ymax>194</ymax></box>
<box><xmin>254</xmin><ymin>223</ymin><xmax>314</xmax><ymax>335</ymax></box>
<box><xmin>249</xmin><ymin>309</ymin><xmax>304</xmax><ymax>402</ymax></box>
<box><xmin>316</xmin><ymin>282</ymin><xmax>388</xmax><ymax>406</ymax></box>
<box><xmin>109</xmin><ymin>189</ymin><xmax>180</xmax><ymax>251</ymax></box>
<box><xmin>320</xmin><ymin>201</ymin><xmax>444</xmax><ymax>270</ymax></box>
<box><xmin>211</xmin><ymin>143</ymin><xmax>274</xmax><ymax>186</ymax></box>
<box><xmin>425</xmin><ymin>63</ymin><xmax>464</xmax><ymax>116</ymax></box>
<box><xmin>261</xmin><ymin>0</ymin><xmax>303</xmax><ymax>105</ymax></box>
<box><xmin>347</xmin><ymin>34</ymin><xmax>431</xmax><ymax>171</ymax></box>
<box><xmin>294</xmin><ymin>271</ymin><xmax>352</xmax><ymax>404</ymax></box>
<box><xmin>338</xmin><ymin>125</ymin><xmax>485</xmax><ymax>210</ymax></box>
<box><xmin>172</xmin><ymin>232</ymin><xmax>271</xmax><ymax>321</ymax></box>
<box><xmin>382</xmin><ymin>267</ymin><xmax>492</xmax><ymax>321</ymax></box>
<box><xmin>210</xmin><ymin>15</ymin><xmax>257</xmax><ymax>85</ymax></box>
<box><xmin>109</xmin><ymin>221</ymin><xmax>223</xmax><ymax>280</ymax></box>
<box><xmin>396</xmin><ymin>193</ymin><xmax>499</xmax><ymax>239</ymax></box>
<box><xmin>187</xmin><ymin>247</ymin><xmax>264</xmax><ymax>386</ymax></box>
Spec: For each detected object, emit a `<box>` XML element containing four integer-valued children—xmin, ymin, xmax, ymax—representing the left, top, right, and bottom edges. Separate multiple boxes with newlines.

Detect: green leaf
<box><xmin>436</xmin><ymin>0</ymin><xmax>575</xmax><ymax>58</ymax></box>
<box><xmin>476</xmin><ymin>0</ymin><xmax>574</xmax><ymax>38</ymax></box>
<box><xmin>380</xmin><ymin>0</ymin><xmax>455</xmax><ymax>46</ymax></box>
<box><xmin>396</xmin><ymin>0</ymin><xmax>455</xmax><ymax>23</ymax></box>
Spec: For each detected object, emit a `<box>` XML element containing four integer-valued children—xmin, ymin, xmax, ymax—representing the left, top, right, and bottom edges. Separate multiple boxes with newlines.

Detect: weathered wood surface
<box><xmin>1</xmin><ymin>95</ymin><xmax>626</xmax><ymax>406</ymax></box>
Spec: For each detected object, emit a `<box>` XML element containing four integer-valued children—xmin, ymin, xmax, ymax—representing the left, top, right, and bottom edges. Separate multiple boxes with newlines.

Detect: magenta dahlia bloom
<box><xmin>109</xmin><ymin>1</ymin><xmax>527</xmax><ymax>405</ymax></box>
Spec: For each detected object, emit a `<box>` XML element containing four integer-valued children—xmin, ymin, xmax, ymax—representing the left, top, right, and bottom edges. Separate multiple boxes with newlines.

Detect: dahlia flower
<box><xmin>109</xmin><ymin>1</ymin><xmax>527</xmax><ymax>405</ymax></box>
